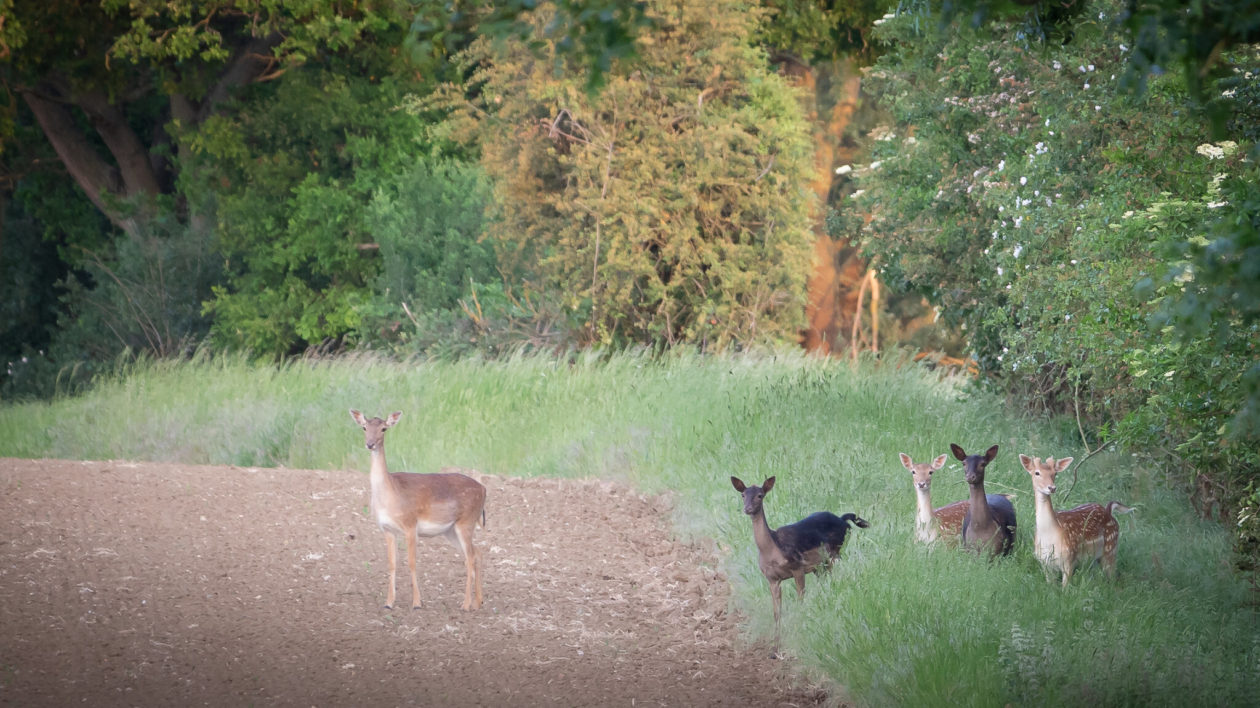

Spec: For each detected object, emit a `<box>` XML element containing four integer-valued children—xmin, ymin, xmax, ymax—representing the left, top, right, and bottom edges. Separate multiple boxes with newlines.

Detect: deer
<box><xmin>730</xmin><ymin>476</ymin><xmax>868</xmax><ymax>650</ymax></box>
<box><xmin>350</xmin><ymin>409</ymin><xmax>486</xmax><ymax>611</ymax></box>
<box><xmin>1020</xmin><ymin>454</ymin><xmax>1134</xmax><ymax>586</ymax></box>
<box><xmin>899</xmin><ymin>452</ymin><xmax>970</xmax><ymax>544</ymax></box>
<box><xmin>950</xmin><ymin>443</ymin><xmax>1017</xmax><ymax>558</ymax></box>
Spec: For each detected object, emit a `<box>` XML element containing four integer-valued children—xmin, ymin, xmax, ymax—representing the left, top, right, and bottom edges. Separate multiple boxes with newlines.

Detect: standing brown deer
<box><xmin>730</xmin><ymin>476</ymin><xmax>868</xmax><ymax>650</ymax></box>
<box><xmin>350</xmin><ymin>409</ymin><xmax>486</xmax><ymax>611</ymax></box>
<box><xmin>1020</xmin><ymin>454</ymin><xmax>1134</xmax><ymax>586</ymax></box>
<box><xmin>950</xmin><ymin>443</ymin><xmax>1017</xmax><ymax>558</ymax></box>
<box><xmin>899</xmin><ymin>452</ymin><xmax>969</xmax><ymax>544</ymax></box>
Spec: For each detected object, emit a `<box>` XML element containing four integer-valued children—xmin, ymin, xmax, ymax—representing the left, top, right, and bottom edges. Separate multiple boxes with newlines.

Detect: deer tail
<box><xmin>841</xmin><ymin>513</ymin><xmax>871</xmax><ymax>529</ymax></box>
<box><xmin>1107</xmin><ymin>501</ymin><xmax>1134</xmax><ymax>516</ymax></box>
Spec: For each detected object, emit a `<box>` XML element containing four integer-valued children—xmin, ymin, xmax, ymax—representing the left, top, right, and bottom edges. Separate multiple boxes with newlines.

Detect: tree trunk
<box><xmin>21</xmin><ymin>87</ymin><xmax>142</xmax><ymax>236</ymax></box>
<box><xmin>779</xmin><ymin>58</ymin><xmax>870</xmax><ymax>355</ymax></box>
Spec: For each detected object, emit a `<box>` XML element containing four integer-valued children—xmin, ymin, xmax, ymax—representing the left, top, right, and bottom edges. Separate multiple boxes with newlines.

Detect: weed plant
<box><xmin>0</xmin><ymin>350</ymin><xmax>1255</xmax><ymax>706</ymax></box>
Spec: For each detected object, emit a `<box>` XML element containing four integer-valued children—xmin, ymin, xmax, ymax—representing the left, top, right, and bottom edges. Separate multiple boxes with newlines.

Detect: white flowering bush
<box><xmin>851</xmin><ymin>0</ymin><xmax>1259</xmax><ymax>567</ymax></box>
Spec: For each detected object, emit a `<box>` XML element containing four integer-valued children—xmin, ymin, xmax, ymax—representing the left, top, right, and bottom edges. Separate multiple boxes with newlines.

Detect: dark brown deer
<box><xmin>899</xmin><ymin>452</ymin><xmax>969</xmax><ymax>544</ymax></box>
<box><xmin>730</xmin><ymin>476</ymin><xmax>868</xmax><ymax>648</ymax></box>
<box><xmin>1020</xmin><ymin>454</ymin><xmax>1134</xmax><ymax>585</ymax></box>
<box><xmin>950</xmin><ymin>443</ymin><xmax>1017</xmax><ymax>558</ymax></box>
<box><xmin>350</xmin><ymin>409</ymin><xmax>487</xmax><ymax>611</ymax></box>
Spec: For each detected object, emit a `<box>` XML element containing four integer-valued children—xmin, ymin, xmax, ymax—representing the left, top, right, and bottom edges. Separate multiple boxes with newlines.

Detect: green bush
<box><xmin>187</xmin><ymin>61</ymin><xmax>436</xmax><ymax>357</ymax></box>
<box><xmin>853</xmin><ymin>0</ymin><xmax>1259</xmax><ymax>568</ymax></box>
<box><xmin>441</xmin><ymin>0</ymin><xmax>816</xmax><ymax>350</ymax></box>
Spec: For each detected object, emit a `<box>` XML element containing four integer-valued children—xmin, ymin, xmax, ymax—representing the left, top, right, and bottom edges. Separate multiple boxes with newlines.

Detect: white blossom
<box><xmin>1196</xmin><ymin>143</ymin><xmax>1226</xmax><ymax>159</ymax></box>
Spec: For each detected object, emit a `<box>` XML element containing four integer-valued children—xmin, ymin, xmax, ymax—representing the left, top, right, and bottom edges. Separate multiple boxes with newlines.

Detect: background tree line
<box><xmin>2</xmin><ymin>0</ymin><xmax>1258</xmax><ymax>571</ymax></box>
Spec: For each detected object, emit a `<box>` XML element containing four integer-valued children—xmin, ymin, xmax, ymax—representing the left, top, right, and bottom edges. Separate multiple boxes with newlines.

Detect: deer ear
<box><xmin>1056</xmin><ymin>457</ymin><xmax>1074</xmax><ymax>472</ymax></box>
<box><xmin>984</xmin><ymin>445</ymin><xmax>999</xmax><ymax>462</ymax></box>
<box><xmin>762</xmin><ymin>476</ymin><xmax>776</xmax><ymax>493</ymax></box>
<box><xmin>1019</xmin><ymin>454</ymin><xmax>1035</xmax><ymax>472</ymax></box>
<box><xmin>350</xmin><ymin>409</ymin><xmax>366</xmax><ymax>426</ymax></box>
<box><xmin>950</xmin><ymin>443</ymin><xmax>966</xmax><ymax>461</ymax></box>
<box><xmin>899</xmin><ymin>453</ymin><xmax>914</xmax><ymax>471</ymax></box>
<box><xmin>731</xmin><ymin>476</ymin><xmax>746</xmax><ymax>492</ymax></box>
<box><xmin>384</xmin><ymin>411</ymin><xmax>402</xmax><ymax>428</ymax></box>
<box><xmin>931</xmin><ymin>454</ymin><xmax>947</xmax><ymax>470</ymax></box>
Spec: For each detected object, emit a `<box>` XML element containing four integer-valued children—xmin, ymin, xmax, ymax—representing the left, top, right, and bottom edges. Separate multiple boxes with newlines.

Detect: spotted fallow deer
<box><xmin>950</xmin><ymin>443</ymin><xmax>1017</xmax><ymax>558</ymax></box>
<box><xmin>1020</xmin><ymin>454</ymin><xmax>1134</xmax><ymax>586</ymax></box>
<box><xmin>899</xmin><ymin>452</ymin><xmax>970</xmax><ymax>544</ymax></box>
<box><xmin>730</xmin><ymin>476</ymin><xmax>868</xmax><ymax>650</ymax></box>
<box><xmin>350</xmin><ymin>409</ymin><xmax>486</xmax><ymax>611</ymax></box>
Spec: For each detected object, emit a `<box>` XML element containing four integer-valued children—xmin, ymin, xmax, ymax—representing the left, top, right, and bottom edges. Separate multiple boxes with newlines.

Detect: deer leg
<box><xmin>452</xmin><ymin>526</ymin><xmax>480</xmax><ymax>611</ymax></box>
<box><xmin>469</xmin><ymin>542</ymin><xmax>483</xmax><ymax>609</ymax></box>
<box><xmin>406</xmin><ymin>531</ymin><xmax>422</xmax><ymax>609</ymax></box>
<box><xmin>793</xmin><ymin>572</ymin><xmax>806</xmax><ymax>599</ymax></box>
<box><xmin>383</xmin><ymin>531</ymin><xmax>398</xmax><ymax>609</ymax></box>
<box><xmin>770</xmin><ymin>579</ymin><xmax>783</xmax><ymax>639</ymax></box>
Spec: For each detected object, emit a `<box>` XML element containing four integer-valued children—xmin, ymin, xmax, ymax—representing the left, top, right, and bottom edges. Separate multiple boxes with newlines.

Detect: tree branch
<box><xmin>20</xmin><ymin>87</ymin><xmax>133</xmax><ymax>233</ymax></box>
<box><xmin>198</xmin><ymin>33</ymin><xmax>284</xmax><ymax>122</ymax></box>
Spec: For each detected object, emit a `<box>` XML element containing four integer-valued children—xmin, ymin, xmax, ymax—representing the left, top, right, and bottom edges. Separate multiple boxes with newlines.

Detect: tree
<box><xmin>856</xmin><ymin>0</ymin><xmax>1260</xmax><ymax>569</ymax></box>
<box><xmin>444</xmin><ymin>0</ymin><xmax>816</xmax><ymax>349</ymax></box>
<box><xmin>0</xmin><ymin>0</ymin><xmax>412</xmax><ymax>238</ymax></box>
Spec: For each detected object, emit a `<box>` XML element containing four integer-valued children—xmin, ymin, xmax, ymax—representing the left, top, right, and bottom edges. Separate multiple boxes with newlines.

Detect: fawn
<box><xmin>950</xmin><ymin>444</ymin><xmax>1017</xmax><ymax>558</ymax></box>
<box><xmin>730</xmin><ymin>476</ymin><xmax>868</xmax><ymax>648</ymax></box>
<box><xmin>350</xmin><ymin>409</ymin><xmax>487</xmax><ymax>611</ymax></box>
<box><xmin>899</xmin><ymin>452</ymin><xmax>969</xmax><ymax>544</ymax></box>
<box><xmin>1020</xmin><ymin>454</ymin><xmax>1134</xmax><ymax>586</ymax></box>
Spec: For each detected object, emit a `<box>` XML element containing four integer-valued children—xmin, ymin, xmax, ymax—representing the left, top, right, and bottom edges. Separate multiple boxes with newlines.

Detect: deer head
<box><xmin>900</xmin><ymin>453</ymin><xmax>948</xmax><ymax>491</ymax></box>
<box><xmin>350</xmin><ymin>409</ymin><xmax>401</xmax><ymax>451</ymax></box>
<box><xmin>1019</xmin><ymin>454</ymin><xmax>1073</xmax><ymax>495</ymax></box>
<box><xmin>951</xmin><ymin>443</ymin><xmax>999</xmax><ymax>485</ymax></box>
<box><xmin>731</xmin><ymin>476</ymin><xmax>775</xmax><ymax>516</ymax></box>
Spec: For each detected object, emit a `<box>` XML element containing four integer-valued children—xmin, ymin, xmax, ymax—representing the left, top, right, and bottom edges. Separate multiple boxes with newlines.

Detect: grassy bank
<box><xmin>1</xmin><ymin>350</ymin><xmax>1255</xmax><ymax>706</ymax></box>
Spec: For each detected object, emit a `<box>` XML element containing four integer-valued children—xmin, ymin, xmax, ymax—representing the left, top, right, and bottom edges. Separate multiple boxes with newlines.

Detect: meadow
<box><xmin>1</xmin><ymin>350</ymin><xmax>1256</xmax><ymax>706</ymax></box>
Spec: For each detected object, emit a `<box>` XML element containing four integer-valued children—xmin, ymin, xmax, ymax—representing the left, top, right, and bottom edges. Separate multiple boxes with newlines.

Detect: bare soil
<box><xmin>0</xmin><ymin>458</ymin><xmax>832</xmax><ymax>707</ymax></box>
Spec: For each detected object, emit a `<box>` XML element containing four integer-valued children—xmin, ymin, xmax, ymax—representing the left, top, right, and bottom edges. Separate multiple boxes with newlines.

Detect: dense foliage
<box><xmin>440</xmin><ymin>0</ymin><xmax>816</xmax><ymax>349</ymax></box>
<box><xmin>850</xmin><ymin>0</ymin><xmax>1259</xmax><ymax>565</ymax></box>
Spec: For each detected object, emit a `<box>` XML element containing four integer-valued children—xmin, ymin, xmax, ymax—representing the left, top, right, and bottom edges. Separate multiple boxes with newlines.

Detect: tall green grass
<box><xmin>1</xmin><ymin>350</ymin><xmax>1256</xmax><ymax>706</ymax></box>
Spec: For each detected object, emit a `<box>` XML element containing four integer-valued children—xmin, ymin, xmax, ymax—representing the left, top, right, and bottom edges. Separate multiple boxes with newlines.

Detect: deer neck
<box><xmin>749</xmin><ymin>508</ymin><xmax>783</xmax><ymax>559</ymax></box>
<box><xmin>914</xmin><ymin>487</ymin><xmax>937</xmax><ymax>539</ymax></box>
<box><xmin>967</xmin><ymin>482</ymin><xmax>995</xmax><ymax>529</ymax></box>
<box><xmin>1033</xmin><ymin>489</ymin><xmax>1062</xmax><ymax>537</ymax></box>
<box><xmin>368</xmin><ymin>447</ymin><xmax>397</xmax><ymax>496</ymax></box>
